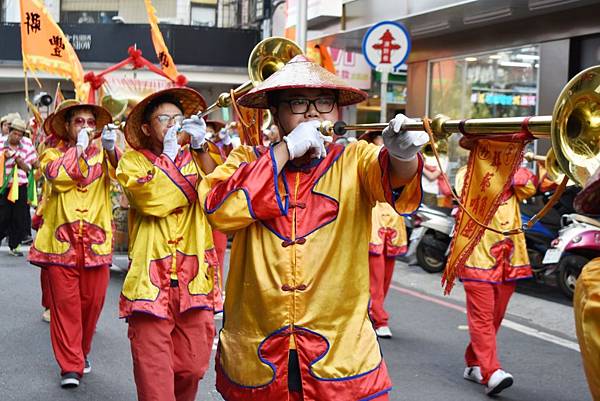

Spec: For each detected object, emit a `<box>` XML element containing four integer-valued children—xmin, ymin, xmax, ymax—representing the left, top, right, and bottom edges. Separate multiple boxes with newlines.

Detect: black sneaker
<box><xmin>60</xmin><ymin>372</ymin><xmax>80</xmax><ymax>388</ymax></box>
<box><xmin>83</xmin><ymin>358</ymin><xmax>91</xmax><ymax>374</ymax></box>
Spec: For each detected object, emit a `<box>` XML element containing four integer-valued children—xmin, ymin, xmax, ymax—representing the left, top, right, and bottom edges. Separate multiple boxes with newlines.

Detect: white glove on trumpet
<box><xmin>382</xmin><ymin>114</ymin><xmax>429</xmax><ymax>161</ymax></box>
<box><xmin>180</xmin><ymin>115</ymin><xmax>207</xmax><ymax>150</ymax></box>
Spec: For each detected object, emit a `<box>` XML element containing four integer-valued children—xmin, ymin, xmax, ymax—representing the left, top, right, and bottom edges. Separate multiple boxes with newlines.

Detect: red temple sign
<box><xmin>371</xmin><ymin>29</ymin><xmax>401</xmax><ymax>64</ymax></box>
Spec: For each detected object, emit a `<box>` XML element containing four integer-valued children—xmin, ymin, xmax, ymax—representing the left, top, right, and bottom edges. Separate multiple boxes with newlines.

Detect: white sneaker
<box><xmin>375</xmin><ymin>326</ymin><xmax>392</xmax><ymax>338</ymax></box>
<box><xmin>463</xmin><ymin>366</ymin><xmax>483</xmax><ymax>384</ymax></box>
<box><xmin>83</xmin><ymin>358</ymin><xmax>91</xmax><ymax>374</ymax></box>
<box><xmin>42</xmin><ymin>308</ymin><xmax>51</xmax><ymax>323</ymax></box>
<box><xmin>486</xmin><ymin>369</ymin><xmax>513</xmax><ymax>396</ymax></box>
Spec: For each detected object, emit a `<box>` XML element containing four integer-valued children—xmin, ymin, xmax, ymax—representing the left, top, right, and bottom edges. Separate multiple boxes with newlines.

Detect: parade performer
<box><xmin>200</xmin><ymin>55</ymin><xmax>427</xmax><ymax>401</ymax></box>
<box><xmin>206</xmin><ymin>119</ymin><xmax>233</xmax><ymax>158</ymax></box>
<box><xmin>359</xmin><ymin>132</ymin><xmax>408</xmax><ymax>339</ymax></box>
<box><xmin>369</xmin><ymin>200</ymin><xmax>407</xmax><ymax>339</ymax></box>
<box><xmin>28</xmin><ymin>101</ymin><xmax>115</xmax><ymax>388</ymax></box>
<box><xmin>116</xmin><ymin>88</ymin><xmax>222</xmax><ymax>401</ymax></box>
<box><xmin>0</xmin><ymin>118</ymin><xmax>38</xmax><ymax>256</ymax></box>
<box><xmin>572</xmin><ymin>168</ymin><xmax>600</xmax><ymax>401</ymax></box>
<box><xmin>455</xmin><ymin>164</ymin><xmax>536</xmax><ymax>395</ymax></box>
<box><xmin>206</xmin><ymin>119</ymin><xmax>231</xmax><ymax>284</ymax></box>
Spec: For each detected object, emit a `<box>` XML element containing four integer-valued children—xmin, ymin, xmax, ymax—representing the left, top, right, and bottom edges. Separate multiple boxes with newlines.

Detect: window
<box><xmin>428</xmin><ymin>45</ymin><xmax>539</xmax><ymax>119</ymax></box>
<box><xmin>191</xmin><ymin>4</ymin><xmax>216</xmax><ymax>27</ymax></box>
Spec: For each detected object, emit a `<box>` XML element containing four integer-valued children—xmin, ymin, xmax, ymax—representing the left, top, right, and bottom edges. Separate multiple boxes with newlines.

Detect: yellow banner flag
<box><xmin>143</xmin><ymin>0</ymin><xmax>180</xmax><ymax>82</ymax></box>
<box><xmin>19</xmin><ymin>0</ymin><xmax>88</xmax><ymax>101</ymax></box>
<box><xmin>442</xmin><ymin>138</ymin><xmax>527</xmax><ymax>294</ymax></box>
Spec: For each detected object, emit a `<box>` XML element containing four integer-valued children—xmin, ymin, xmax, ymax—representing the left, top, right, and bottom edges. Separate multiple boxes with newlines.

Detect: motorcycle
<box><xmin>541</xmin><ymin>213</ymin><xmax>600</xmax><ymax>299</ymax></box>
<box><xmin>405</xmin><ymin>205</ymin><xmax>454</xmax><ymax>273</ymax></box>
<box><xmin>520</xmin><ymin>201</ymin><xmax>562</xmax><ymax>277</ymax></box>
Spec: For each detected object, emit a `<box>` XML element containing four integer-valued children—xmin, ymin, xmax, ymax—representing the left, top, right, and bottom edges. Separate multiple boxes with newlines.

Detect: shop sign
<box><xmin>67</xmin><ymin>34</ymin><xmax>92</xmax><ymax>51</ymax></box>
<box><xmin>329</xmin><ymin>47</ymin><xmax>372</xmax><ymax>90</ymax></box>
<box><xmin>470</xmin><ymin>92</ymin><xmax>536</xmax><ymax>106</ymax></box>
<box><xmin>362</xmin><ymin>21</ymin><xmax>411</xmax><ymax>71</ymax></box>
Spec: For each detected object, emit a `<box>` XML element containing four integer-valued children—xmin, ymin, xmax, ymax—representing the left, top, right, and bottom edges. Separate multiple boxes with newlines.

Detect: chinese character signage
<box><xmin>442</xmin><ymin>138</ymin><xmax>527</xmax><ymax>294</ymax></box>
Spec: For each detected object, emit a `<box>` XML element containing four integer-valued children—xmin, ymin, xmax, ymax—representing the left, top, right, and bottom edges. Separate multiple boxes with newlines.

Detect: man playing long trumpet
<box><xmin>28</xmin><ymin>101</ymin><xmax>117</xmax><ymax>388</ymax></box>
<box><xmin>200</xmin><ymin>54</ymin><xmax>427</xmax><ymax>401</ymax></box>
<box><xmin>116</xmin><ymin>88</ymin><xmax>222</xmax><ymax>401</ymax></box>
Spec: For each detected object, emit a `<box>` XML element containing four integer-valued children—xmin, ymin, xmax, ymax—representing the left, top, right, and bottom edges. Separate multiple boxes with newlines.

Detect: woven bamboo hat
<box><xmin>124</xmin><ymin>87</ymin><xmax>206</xmax><ymax>150</ymax></box>
<box><xmin>237</xmin><ymin>55</ymin><xmax>367</xmax><ymax>109</ymax></box>
<box><xmin>49</xmin><ymin>101</ymin><xmax>112</xmax><ymax>140</ymax></box>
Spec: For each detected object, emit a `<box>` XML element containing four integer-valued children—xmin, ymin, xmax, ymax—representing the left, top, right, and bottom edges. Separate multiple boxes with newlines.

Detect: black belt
<box><xmin>170</xmin><ymin>279</ymin><xmax>179</xmax><ymax>288</ymax></box>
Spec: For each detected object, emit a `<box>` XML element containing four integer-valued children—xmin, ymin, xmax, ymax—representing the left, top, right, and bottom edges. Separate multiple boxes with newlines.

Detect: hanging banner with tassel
<box><xmin>442</xmin><ymin>136</ymin><xmax>529</xmax><ymax>294</ymax></box>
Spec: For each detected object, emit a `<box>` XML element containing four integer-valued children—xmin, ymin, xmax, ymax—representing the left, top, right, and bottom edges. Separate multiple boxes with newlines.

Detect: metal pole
<box><xmin>295</xmin><ymin>0</ymin><xmax>307</xmax><ymax>52</ymax></box>
<box><xmin>379</xmin><ymin>69</ymin><xmax>389</xmax><ymax>123</ymax></box>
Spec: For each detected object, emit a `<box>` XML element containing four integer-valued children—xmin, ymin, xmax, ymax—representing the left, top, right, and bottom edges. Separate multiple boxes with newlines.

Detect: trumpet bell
<box><xmin>248</xmin><ymin>37</ymin><xmax>303</xmax><ymax>87</ymax></box>
<box><xmin>545</xmin><ymin>148</ymin><xmax>565</xmax><ymax>184</ymax></box>
<box><xmin>552</xmin><ymin>65</ymin><xmax>600</xmax><ymax>186</ymax></box>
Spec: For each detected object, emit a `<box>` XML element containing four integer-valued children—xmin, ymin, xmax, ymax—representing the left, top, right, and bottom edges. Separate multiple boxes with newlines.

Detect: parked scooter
<box><xmin>520</xmin><ymin>201</ymin><xmax>562</xmax><ymax>276</ymax></box>
<box><xmin>541</xmin><ymin>213</ymin><xmax>600</xmax><ymax>299</ymax></box>
<box><xmin>406</xmin><ymin>205</ymin><xmax>454</xmax><ymax>273</ymax></box>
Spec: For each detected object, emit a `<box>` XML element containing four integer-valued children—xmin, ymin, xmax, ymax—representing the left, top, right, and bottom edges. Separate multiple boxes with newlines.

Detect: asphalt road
<box><xmin>0</xmin><ymin>247</ymin><xmax>591</xmax><ymax>401</ymax></box>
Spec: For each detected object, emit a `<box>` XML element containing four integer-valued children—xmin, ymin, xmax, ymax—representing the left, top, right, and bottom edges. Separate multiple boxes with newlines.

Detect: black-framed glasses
<box><xmin>283</xmin><ymin>97</ymin><xmax>336</xmax><ymax>114</ymax></box>
<box><xmin>155</xmin><ymin>114</ymin><xmax>184</xmax><ymax>126</ymax></box>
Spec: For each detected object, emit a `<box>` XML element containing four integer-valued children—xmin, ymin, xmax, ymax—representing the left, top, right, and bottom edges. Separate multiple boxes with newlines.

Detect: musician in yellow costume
<box><xmin>360</xmin><ymin>132</ymin><xmax>408</xmax><ymax>339</ymax></box>
<box><xmin>28</xmin><ymin>101</ymin><xmax>117</xmax><ymax>388</ymax></box>
<box><xmin>455</xmin><ymin>162</ymin><xmax>536</xmax><ymax>396</ymax></box>
<box><xmin>573</xmin><ymin>168</ymin><xmax>600</xmax><ymax>401</ymax></box>
<box><xmin>199</xmin><ymin>55</ymin><xmax>427</xmax><ymax>401</ymax></box>
<box><xmin>116</xmin><ymin>88</ymin><xmax>222</xmax><ymax>401</ymax></box>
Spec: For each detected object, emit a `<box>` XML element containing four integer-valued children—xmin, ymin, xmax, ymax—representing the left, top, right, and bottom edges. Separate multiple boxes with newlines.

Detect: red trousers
<box><xmin>463</xmin><ymin>280</ymin><xmax>516</xmax><ymax>384</ymax></box>
<box><xmin>128</xmin><ymin>287</ymin><xmax>215</xmax><ymax>401</ymax></box>
<box><xmin>369</xmin><ymin>253</ymin><xmax>396</xmax><ymax>328</ymax></box>
<box><xmin>213</xmin><ymin>230</ymin><xmax>227</xmax><ymax>289</ymax></box>
<box><xmin>47</xmin><ymin>264</ymin><xmax>110</xmax><ymax>376</ymax></box>
<box><xmin>41</xmin><ymin>268</ymin><xmax>52</xmax><ymax>309</ymax></box>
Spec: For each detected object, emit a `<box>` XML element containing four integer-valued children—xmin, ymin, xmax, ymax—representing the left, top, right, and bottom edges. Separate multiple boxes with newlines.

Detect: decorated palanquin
<box><xmin>369</xmin><ymin>201</ymin><xmax>407</xmax><ymax>257</ymax></box>
<box><xmin>199</xmin><ymin>140</ymin><xmax>423</xmax><ymax>400</ymax></box>
<box><xmin>29</xmin><ymin>143</ymin><xmax>116</xmax><ymax>267</ymax></box>
<box><xmin>116</xmin><ymin>145</ymin><xmax>224</xmax><ymax>318</ymax></box>
<box><xmin>447</xmin><ymin>138</ymin><xmax>536</xmax><ymax>289</ymax></box>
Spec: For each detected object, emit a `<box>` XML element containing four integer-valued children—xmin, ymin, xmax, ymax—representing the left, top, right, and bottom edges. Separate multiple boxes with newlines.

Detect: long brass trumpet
<box><xmin>197</xmin><ymin>37</ymin><xmax>303</xmax><ymax>118</ymax></box>
<box><xmin>319</xmin><ymin>65</ymin><xmax>600</xmax><ymax>187</ymax></box>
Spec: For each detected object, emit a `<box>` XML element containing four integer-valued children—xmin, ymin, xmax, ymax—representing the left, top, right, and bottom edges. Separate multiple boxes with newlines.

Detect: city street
<box><xmin>0</xmin><ymin>246</ymin><xmax>590</xmax><ymax>401</ymax></box>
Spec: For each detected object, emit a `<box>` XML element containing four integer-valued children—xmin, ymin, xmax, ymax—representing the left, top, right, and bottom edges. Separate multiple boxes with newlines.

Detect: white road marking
<box><xmin>391</xmin><ymin>284</ymin><xmax>580</xmax><ymax>353</ymax></box>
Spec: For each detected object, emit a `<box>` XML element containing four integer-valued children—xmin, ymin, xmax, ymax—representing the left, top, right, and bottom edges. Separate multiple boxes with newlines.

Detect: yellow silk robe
<box><xmin>29</xmin><ymin>143</ymin><xmax>114</xmax><ymax>267</ymax></box>
<box><xmin>574</xmin><ymin>258</ymin><xmax>600</xmax><ymax>401</ymax></box>
<box><xmin>116</xmin><ymin>148</ymin><xmax>222</xmax><ymax>318</ymax></box>
<box><xmin>455</xmin><ymin>166</ymin><xmax>536</xmax><ymax>283</ymax></box>
<box><xmin>370</xmin><ymin>201</ymin><xmax>407</xmax><ymax>257</ymax></box>
<box><xmin>200</xmin><ymin>141</ymin><xmax>423</xmax><ymax>401</ymax></box>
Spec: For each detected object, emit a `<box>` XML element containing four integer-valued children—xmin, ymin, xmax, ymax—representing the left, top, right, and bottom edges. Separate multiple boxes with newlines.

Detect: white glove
<box><xmin>101</xmin><ymin>124</ymin><xmax>118</xmax><ymax>151</ymax></box>
<box><xmin>76</xmin><ymin>128</ymin><xmax>90</xmax><ymax>151</ymax></box>
<box><xmin>283</xmin><ymin>120</ymin><xmax>330</xmax><ymax>160</ymax></box>
<box><xmin>383</xmin><ymin>114</ymin><xmax>429</xmax><ymax>161</ymax></box>
<box><xmin>162</xmin><ymin>124</ymin><xmax>180</xmax><ymax>161</ymax></box>
<box><xmin>181</xmin><ymin>115</ymin><xmax>206</xmax><ymax>150</ymax></box>
<box><xmin>219</xmin><ymin>128</ymin><xmax>232</xmax><ymax>146</ymax></box>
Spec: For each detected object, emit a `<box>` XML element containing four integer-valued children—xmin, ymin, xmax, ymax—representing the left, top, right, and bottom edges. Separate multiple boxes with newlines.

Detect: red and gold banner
<box><xmin>143</xmin><ymin>0</ymin><xmax>180</xmax><ymax>82</ymax></box>
<box><xmin>19</xmin><ymin>0</ymin><xmax>88</xmax><ymax>101</ymax></box>
<box><xmin>442</xmin><ymin>137</ymin><xmax>527</xmax><ymax>294</ymax></box>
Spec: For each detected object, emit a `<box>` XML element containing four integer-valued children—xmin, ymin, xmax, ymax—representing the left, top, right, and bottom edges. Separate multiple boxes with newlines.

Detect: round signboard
<box><xmin>362</xmin><ymin>21</ymin><xmax>411</xmax><ymax>70</ymax></box>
